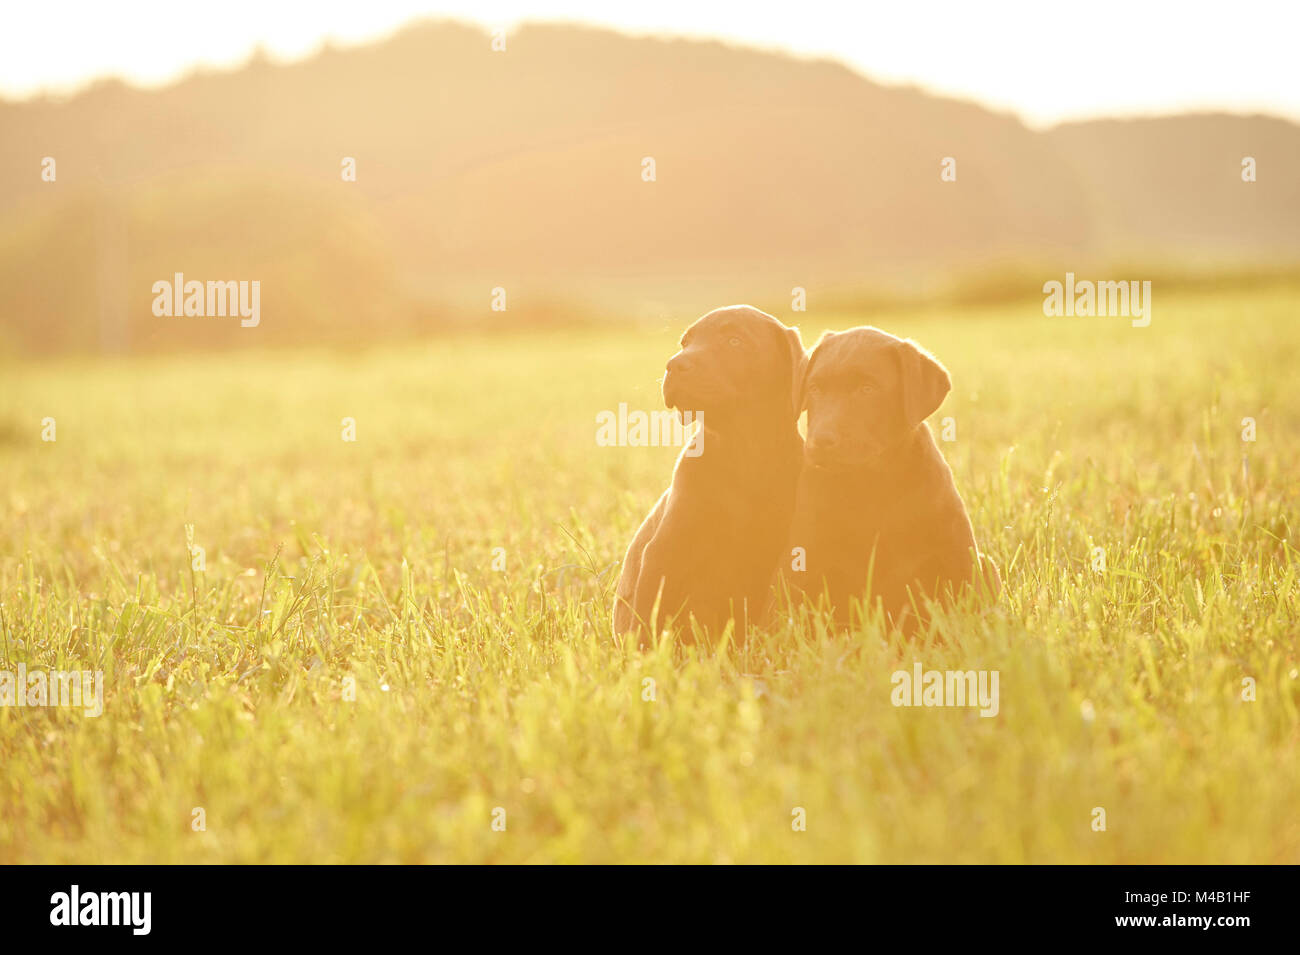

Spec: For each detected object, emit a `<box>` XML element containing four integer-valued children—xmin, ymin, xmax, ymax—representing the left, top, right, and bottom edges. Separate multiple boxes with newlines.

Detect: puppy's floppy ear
<box><xmin>784</xmin><ymin>324</ymin><xmax>807</xmax><ymax>418</ymax></box>
<box><xmin>896</xmin><ymin>338</ymin><xmax>951</xmax><ymax>426</ymax></box>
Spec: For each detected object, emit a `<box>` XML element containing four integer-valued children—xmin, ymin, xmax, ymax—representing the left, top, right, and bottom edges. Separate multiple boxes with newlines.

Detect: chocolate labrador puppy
<box><xmin>787</xmin><ymin>326</ymin><xmax>998</xmax><ymax>628</ymax></box>
<box><xmin>613</xmin><ymin>306</ymin><xmax>805</xmax><ymax>643</ymax></box>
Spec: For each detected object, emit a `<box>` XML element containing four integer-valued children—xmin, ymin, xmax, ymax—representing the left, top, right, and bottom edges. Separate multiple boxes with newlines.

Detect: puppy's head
<box><xmin>799</xmin><ymin>326</ymin><xmax>950</xmax><ymax>471</ymax></box>
<box><xmin>662</xmin><ymin>305</ymin><xmax>805</xmax><ymax>424</ymax></box>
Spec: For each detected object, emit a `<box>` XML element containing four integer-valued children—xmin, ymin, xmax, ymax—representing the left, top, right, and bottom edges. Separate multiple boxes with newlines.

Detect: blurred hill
<box><xmin>1</xmin><ymin>19</ymin><xmax>1298</xmax><ymax>353</ymax></box>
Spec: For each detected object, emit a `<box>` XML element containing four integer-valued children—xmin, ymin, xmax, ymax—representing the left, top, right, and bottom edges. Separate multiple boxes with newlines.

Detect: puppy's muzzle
<box><xmin>662</xmin><ymin>355</ymin><xmax>692</xmax><ymax>409</ymax></box>
<box><xmin>806</xmin><ymin>432</ymin><xmax>877</xmax><ymax>471</ymax></box>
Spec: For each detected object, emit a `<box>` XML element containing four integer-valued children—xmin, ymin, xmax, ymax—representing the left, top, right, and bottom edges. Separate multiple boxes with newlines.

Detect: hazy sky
<box><xmin>4</xmin><ymin>1</ymin><xmax>1296</xmax><ymax>127</ymax></box>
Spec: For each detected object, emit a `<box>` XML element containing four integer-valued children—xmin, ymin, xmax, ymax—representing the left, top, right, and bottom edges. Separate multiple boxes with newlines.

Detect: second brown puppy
<box><xmin>787</xmin><ymin>326</ymin><xmax>998</xmax><ymax>628</ymax></box>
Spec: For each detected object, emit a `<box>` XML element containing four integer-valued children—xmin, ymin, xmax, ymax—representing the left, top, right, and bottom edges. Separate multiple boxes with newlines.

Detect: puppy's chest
<box><xmin>693</xmin><ymin>499</ymin><xmax>791</xmax><ymax>557</ymax></box>
<box><xmin>803</xmin><ymin>492</ymin><xmax>918</xmax><ymax>560</ymax></box>
<box><xmin>679</xmin><ymin>447</ymin><xmax>800</xmax><ymax>511</ymax></box>
<box><xmin>666</xmin><ymin>491</ymin><xmax>792</xmax><ymax>585</ymax></box>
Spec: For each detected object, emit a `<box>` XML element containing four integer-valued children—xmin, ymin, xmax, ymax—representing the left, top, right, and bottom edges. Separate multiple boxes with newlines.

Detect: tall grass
<box><xmin>1</xmin><ymin>287</ymin><xmax>1297</xmax><ymax>862</ymax></box>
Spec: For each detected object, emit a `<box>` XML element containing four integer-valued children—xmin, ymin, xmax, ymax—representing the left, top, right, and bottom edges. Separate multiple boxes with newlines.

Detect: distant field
<box><xmin>1</xmin><ymin>287</ymin><xmax>1298</xmax><ymax>863</ymax></box>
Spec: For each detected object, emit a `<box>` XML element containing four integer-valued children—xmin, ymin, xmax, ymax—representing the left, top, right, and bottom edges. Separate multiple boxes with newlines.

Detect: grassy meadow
<box><xmin>1</xmin><ymin>285</ymin><xmax>1298</xmax><ymax>863</ymax></box>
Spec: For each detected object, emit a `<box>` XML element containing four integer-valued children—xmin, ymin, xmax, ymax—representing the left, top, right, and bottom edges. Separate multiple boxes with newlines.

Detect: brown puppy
<box><xmin>787</xmin><ymin>326</ymin><xmax>998</xmax><ymax>628</ymax></box>
<box><xmin>613</xmin><ymin>306</ymin><xmax>805</xmax><ymax>643</ymax></box>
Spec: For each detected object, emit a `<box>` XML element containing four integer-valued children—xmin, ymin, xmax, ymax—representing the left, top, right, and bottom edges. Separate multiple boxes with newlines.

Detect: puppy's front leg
<box><xmin>631</xmin><ymin>491</ymin><xmax>714</xmax><ymax>638</ymax></box>
<box><xmin>613</xmin><ymin>490</ymin><xmax>669</xmax><ymax>638</ymax></box>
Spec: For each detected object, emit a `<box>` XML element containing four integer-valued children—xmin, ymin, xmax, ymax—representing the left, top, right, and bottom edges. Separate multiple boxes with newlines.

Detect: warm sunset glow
<box><xmin>4</xmin><ymin>0</ymin><xmax>1298</xmax><ymax>127</ymax></box>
